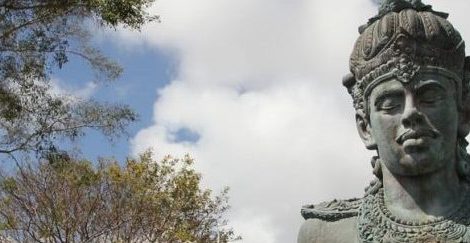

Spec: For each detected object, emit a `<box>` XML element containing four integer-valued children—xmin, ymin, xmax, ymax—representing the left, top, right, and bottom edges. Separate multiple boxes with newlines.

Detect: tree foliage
<box><xmin>0</xmin><ymin>2</ymin><xmax>241</xmax><ymax>243</ymax></box>
<box><xmin>0</xmin><ymin>151</ymin><xmax>239</xmax><ymax>242</ymax></box>
<box><xmin>0</xmin><ymin>0</ymin><xmax>158</xmax><ymax>157</ymax></box>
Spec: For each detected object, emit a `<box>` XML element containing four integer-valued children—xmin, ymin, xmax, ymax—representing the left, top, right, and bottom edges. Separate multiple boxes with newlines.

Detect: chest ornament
<box><xmin>358</xmin><ymin>189</ymin><xmax>470</xmax><ymax>243</ymax></box>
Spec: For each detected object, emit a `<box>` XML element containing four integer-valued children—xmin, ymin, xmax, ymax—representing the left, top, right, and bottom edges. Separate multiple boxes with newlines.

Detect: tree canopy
<box><xmin>0</xmin><ymin>0</ymin><xmax>157</xmax><ymax>157</ymax></box>
<box><xmin>0</xmin><ymin>3</ymin><xmax>240</xmax><ymax>242</ymax></box>
<box><xmin>0</xmin><ymin>151</ymin><xmax>239</xmax><ymax>242</ymax></box>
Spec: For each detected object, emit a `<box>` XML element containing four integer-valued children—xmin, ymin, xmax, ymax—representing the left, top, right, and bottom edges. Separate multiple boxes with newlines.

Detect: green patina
<box><xmin>299</xmin><ymin>0</ymin><xmax>470</xmax><ymax>242</ymax></box>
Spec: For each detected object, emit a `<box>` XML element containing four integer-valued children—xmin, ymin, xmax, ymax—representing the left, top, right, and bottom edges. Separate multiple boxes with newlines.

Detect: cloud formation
<box><xmin>115</xmin><ymin>0</ymin><xmax>470</xmax><ymax>242</ymax></box>
<box><xmin>50</xmin><ymin>79</ymin><xmax>98</xmax><ymax>100</ymax></box>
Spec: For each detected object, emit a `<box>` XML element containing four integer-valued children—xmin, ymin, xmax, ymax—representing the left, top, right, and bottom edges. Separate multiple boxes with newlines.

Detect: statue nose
<box><xmin>401</xmin><ymin>98</ymin><xmax>424</xmax><ymax>128</ymax></box>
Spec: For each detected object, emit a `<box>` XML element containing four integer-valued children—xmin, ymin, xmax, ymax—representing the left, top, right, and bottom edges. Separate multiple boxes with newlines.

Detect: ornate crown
<box><xmin>343</xmin><ymin>0</ymin><xmax>468</xmax><ymax>111</ymax></box>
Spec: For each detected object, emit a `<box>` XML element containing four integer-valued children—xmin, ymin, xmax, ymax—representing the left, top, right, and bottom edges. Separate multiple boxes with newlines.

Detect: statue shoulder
<box><xmin>301</xmin><ymin>198</ymin><xmax>362</xmax><ymax>221</ymax></box>
<box><xmin>298</xmin><ymin>198</ymin><xmax>362</xmax><ymax>242</ymax></box>
<box><xmin>298</xmin><ymin>216</ymin><xmax>359</xmax><ymax>243</ymax></box>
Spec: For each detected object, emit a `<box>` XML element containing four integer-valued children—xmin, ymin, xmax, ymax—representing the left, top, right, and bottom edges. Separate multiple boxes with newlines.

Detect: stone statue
<box><xmin>298</xmin><ymin>0</ymin><xmax>470</xmax><ymax>242</ymax></box>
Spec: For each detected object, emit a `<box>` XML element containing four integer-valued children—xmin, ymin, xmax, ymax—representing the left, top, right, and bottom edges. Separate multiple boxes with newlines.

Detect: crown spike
<box><xmin>360</xmin><ymin>0</ymin><xmax>449</xmax><ymax>33</ymax></box>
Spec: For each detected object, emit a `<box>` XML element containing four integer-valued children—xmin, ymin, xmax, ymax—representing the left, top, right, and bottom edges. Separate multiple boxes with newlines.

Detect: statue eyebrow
<box><xmin>373</xmin><ymin>89</ymin><xmax>403</xmax><ymax>107</ymax></box>
<box><xmin>414</xmin><ymin>80</ymin><xmax>446</xmax><ymax>91</ymax></box>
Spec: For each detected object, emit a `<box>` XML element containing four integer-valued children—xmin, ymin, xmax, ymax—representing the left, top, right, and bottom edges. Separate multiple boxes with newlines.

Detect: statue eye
<box><xmin>418</xmin><ymin>87</ymin><xmax>445</xmax><ymax>104</ymax></box>
<box><xmin>376</xmin><ymin>96</ymin><xmax>402</xmax><ymax>112</ymax></box>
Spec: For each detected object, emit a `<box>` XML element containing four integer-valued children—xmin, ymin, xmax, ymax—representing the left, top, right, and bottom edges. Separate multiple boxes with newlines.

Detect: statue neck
<box><xmin>381</xmin><ymin>161</ymin><xmax>465</xmax><ymax>223</ymax></box>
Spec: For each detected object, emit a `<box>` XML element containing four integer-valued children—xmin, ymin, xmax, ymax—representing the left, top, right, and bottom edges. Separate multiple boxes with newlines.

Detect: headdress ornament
<box><xmin>343</xmin><ymin>0</ymin><xmax>468</xmax><ymax>111</ymax></box>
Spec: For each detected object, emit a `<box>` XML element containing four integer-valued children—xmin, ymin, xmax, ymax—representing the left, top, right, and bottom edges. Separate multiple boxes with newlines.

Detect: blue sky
<box><xmin>54</xmin><ymin>41</ymin><xmax>174</xmax><ymax>161</ymax></box>
<box><xmin>53</xmin><ymin>0</ymin><xmax>470</xmax><ymax>242</ymax></box>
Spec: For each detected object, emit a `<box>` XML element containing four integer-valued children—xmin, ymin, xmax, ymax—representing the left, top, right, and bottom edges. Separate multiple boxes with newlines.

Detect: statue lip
<box><xmin>396</xmin><ymin>129</ymin><xmax>438</xmax><ymax>144</ymax></box>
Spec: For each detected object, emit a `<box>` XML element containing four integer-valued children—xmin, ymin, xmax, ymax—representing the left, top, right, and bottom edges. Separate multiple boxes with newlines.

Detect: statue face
<box><xmin>367</xmin><ymin>74</ymin><xmax>459</xmax><ymax>176</ymax></box>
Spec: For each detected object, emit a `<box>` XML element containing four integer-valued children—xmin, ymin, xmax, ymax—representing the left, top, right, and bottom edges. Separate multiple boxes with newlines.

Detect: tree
<box><xmin>0</xmin><ymin>0</ymin><xmax>158</xmax><ymax>157</ymax></box>
<box><xmin>0</xmin><ymin>151</ymin><xmax>240</xmax><ymax>242</ymax></box>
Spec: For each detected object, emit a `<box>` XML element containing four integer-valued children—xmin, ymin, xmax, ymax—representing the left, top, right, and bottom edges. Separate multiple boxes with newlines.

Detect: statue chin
<box><xmin>390</xmin><ymin>155</ymin><xmax>442</xmax><ymax>175</ymax></box>
<box><xmin>397</xmin><ymin>155</ymin><xmax>446</xmax><ymax>175</ymax></box>
<box><xmin>384</xmin><ymin>143</ymin><xmax>452</xmax><ymax>177</ymax></box>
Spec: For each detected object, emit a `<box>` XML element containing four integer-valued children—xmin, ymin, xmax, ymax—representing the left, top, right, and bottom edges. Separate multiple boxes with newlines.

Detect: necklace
<box><xmin>357</xmin><ymin>187</ymin><xmax>470</xmax><ymax>242</ymax></box>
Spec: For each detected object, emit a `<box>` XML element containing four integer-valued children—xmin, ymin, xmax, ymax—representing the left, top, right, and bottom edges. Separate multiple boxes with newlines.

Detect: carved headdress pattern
<box><xmin>343</xmin><ymin>0</ymin><xmax>468</xmax><ymax>111</ymax></box>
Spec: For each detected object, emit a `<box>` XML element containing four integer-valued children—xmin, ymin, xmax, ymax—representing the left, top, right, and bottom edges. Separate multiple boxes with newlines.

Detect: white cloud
<box><xmin>115</xmin><ymin>0</ymin><xmax>470</xmax><ymax>242</ymax></box>
<box><xmin>50</xmin><ymin>78</ymin><xmax>98</xmax><ymax>101</ymax></box>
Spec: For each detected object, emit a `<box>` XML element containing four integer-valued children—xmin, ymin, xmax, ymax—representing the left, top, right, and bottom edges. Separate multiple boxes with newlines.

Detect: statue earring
<box><xmin>456</xmin><ymin>145</ymin><xmax>470</xmax><ymax>179</ymax></box>
<box><xmin>371</xmin><ymin>156</ymin><xmax>382</xmax><ymax>179</ymax></box>
<box><xmin>365</xmin><ymin>156</ymin><xmax>383</xmax><ymax>195</ymax></box>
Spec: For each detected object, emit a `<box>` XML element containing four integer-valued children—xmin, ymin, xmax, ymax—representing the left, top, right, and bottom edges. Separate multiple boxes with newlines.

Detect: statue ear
<box><xmin>458</xmin><ymin>96</ymin><xmax>470</xmax><ymax>137</ymax></box>
<box><xmin>356</xmin><ymin>111</ymin><xmax>377</xmax><ymax>150</ymax></box>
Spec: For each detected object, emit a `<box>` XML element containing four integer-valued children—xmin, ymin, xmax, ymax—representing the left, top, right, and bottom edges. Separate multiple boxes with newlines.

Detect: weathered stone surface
<box><xmin>299</xmin><ymin>0</ymin><xmax>470</xmax><ymax>242</ymax></box>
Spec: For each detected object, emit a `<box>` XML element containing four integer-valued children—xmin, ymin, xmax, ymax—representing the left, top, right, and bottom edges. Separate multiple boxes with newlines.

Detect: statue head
<box><xmin>343</xmin><ymin>0</ymin><xmax>470</xmax><ymax>179</ymax></box>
